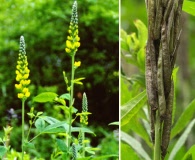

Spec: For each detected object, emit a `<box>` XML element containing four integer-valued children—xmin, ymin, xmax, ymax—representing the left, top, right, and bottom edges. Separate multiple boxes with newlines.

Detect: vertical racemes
<box><xmin>145</xmin><ymin>0</ymin><xmax>184</xmax><ymax>158</ymax></box>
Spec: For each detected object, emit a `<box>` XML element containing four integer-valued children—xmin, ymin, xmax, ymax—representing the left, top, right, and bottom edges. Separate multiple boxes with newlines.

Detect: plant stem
<box><xmin>68</xmin><ymin>55</ymin><xmax>75</xmax><ymax>158</ymax></box>
<box><xmin>82</xmin><ymin>128</ymin><xmax>85</xmax><ymax>157</ymax></box>
<box><xmin>21</xmin><ymin>99</ymin><xmax>25</xmax><ymax>160</ymax></box>
<box><xmin>154</xmin><ymin>111</ymin><xmax>162</xmax><ymax>160</ymax></box>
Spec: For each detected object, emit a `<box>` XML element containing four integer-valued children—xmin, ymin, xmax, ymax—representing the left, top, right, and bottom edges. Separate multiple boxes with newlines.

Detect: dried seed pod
<box><xmin>154</xmin><ymin>0</ymin><xmax>163</xmax><ymax>39</ymax></box>
<box><xmin>161</xmin><ymin>23</ymin><xmax>171</xmax><ymax>98</ymax></box>
<box><xmin>148</xmin><ymin>0</ymin><xmax>155</xmax><ymax>39</ymax></box>
<box><xmin>157</xmin><ymin>44</ymin><xmax>166</xmax><ymax>118</ymax></box>
<box><xmin>161</xmin><ymin>81</ymin><xmax>174</xmax><ymax>158</ymax></box>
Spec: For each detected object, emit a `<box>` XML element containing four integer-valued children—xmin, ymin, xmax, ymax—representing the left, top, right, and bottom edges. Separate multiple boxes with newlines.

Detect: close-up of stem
<box><xmin>21</xmin><ymin>99</ymin><xmax>25</xmax><ymax>160</ymax></box>
<box><xmin>154</xmin><ymin>111</ymin><xmax>162</xmax><ymax>160</ymax></box>
<box><xmin>67</xmin><ymin>55</ymin><xmax>76</xmax><ymax>158</ymax></box>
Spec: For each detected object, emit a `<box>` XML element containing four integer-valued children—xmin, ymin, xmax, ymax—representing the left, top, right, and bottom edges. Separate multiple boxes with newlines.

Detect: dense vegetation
<box><xmin>0</xmin><ymin>0</ymin><xmax>119</xmax><ymax>159</ymax></box>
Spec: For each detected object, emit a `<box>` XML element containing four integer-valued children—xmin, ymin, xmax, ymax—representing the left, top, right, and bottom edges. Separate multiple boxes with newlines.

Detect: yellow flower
<box><xmin>23</xmin><ymin>74</ymin><xmax>29</xmax><ymax>79</ymax></box>
<box><xmin>25</xmin><ymin>91</ymin><xmax>30</xmax><ymax>98</ymax></box>
<box><xmin>16</xmin><ymin>74</ymin><xmax>22</xmax><ymax>81</ymax></box>
<box><xmin>22</xmin><ymin>88</ymin><xmax>29</xmax><ymax>93</ymax></box>
<box><xmin>74</xmin><ymin>61</ymin><xmax>81</xmax><ymax>67</ymax></box>
<box><xmin>66</xmin><ymin>40</ymin><xmax>72</xmax><ymax>48</ymax></box>
<box><xmin>24</xmin><ymin>80</ymin><xmax>31</xmax><ymax>85</ymax></box>
<box><xmin>15</xmin><ymin>84</ymin><xmax>22</xmax><ymax>90</ymax></box>
<box><xmin>65</xmin><ymin>48</ymin><xmax>71</xmax><ymax>53</ymax></box>
<box><xmin>18</xmin><ymin>93</ymin><xmax>24</xmax><ymax>99</ymax></box>
<box><xmin>75</xmin><ymin>42</ymin><xmax>80</xmax><ymax>48</ymax></box>
<box><xmin>65</xmin><ymin>0</ymin><xmax>80</xmax><ymax>56</ymax></box>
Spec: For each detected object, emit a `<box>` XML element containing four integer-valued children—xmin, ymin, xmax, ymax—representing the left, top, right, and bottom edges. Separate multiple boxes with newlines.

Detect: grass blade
<box><xmin>171</xmin><ymin>99</ymin><xmax>195</xmax><ymax>139</ymax></box>
<box><xmin>168</xmin><ymin>119</ymin><xmax>195</xmax><ymax>160</ymax></box>
<box><xmin>121</xmin><ymin>131</ymin><xmax>151</xmax><ymax>160</ymax></box>
<box><xmin>121</xmin><ymin>90</ymin><xmax>147</xmax><ymax>126</ymax></box>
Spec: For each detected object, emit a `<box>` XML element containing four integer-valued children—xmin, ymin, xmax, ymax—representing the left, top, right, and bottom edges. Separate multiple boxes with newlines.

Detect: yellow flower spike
<box><xmin>15</xmin><ymin>36</ymin><xmax>31</xmax><ymax>100</ymax></box>
<box><xmin>65</xmin><ymin>0</ymin><xmax>80</xmax><ymax>56</ymax></box>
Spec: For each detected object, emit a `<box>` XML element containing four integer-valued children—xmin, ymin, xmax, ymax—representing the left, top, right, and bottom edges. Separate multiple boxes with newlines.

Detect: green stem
<box><xmin>154</xmin><ymin>111</ymin><xmax>162</xmax><ymax>160</ymax></box>
<box><xmin>68</xmin><ymin>55</ymin><xmax>75</xmax><ymax>158</ymax></box>
<box><xmin>21</xmin><ymin>99</ymin><xmax>25</xmax><ymax>160</ymax></box>
<box><xmin>82</xmin><ymin>127</ymin><xmax>85</xmax><ymax>157</ymax></box>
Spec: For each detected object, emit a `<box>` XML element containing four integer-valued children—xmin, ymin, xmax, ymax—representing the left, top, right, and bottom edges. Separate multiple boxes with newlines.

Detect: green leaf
<box><xmin>120</xmin><ymin>29</ymin><xmax>130</xmax><ymax>52</ymax></box>
<box><xmin>35</xmin><ymin>118</ymin><xmax>45</xmax><ymax>132</ymax></box>
<box><xmin>121</xmin><ymin>142</ymin><xmax>140</xmax><ymax>160</ymax></box>
<box><xmin>73</xmin><ymin>77</ymin><xmax>85</xmax><ymax>85</ymax></box>
<box><xmin>183</xmin><ymin>0</ymin><xmax>195</xmax><ymax>16</ymax></box>
<box><xmin>0</xmin><ymin>146</ymin><xmax>7</xmax><ymax>158</ymax></box>
<box><xmin>121</xmin><ymin>90</ymin><xmax>147</xmax><ymax>126</ymax></box>
<box><xmin>36</xmin><ymin>111</ymin><xmax>43</xmax><ymax>116</ymax></box>
<box><xmin>36</xmin><ymin>117</ymin><xmax>68</xmax><ymax>134</ymax></box>
<box><xmin>33</xmin><ymin>92</ymin><xmax>58</xmax><ymax>103</ymax></box>
<box><xmin>24</xmin><ymin>142</ymin><xmax>35</xmax><ymax>150</ymax></box>
<box><xmin>172</xmin><ymin>67</ymin><xmax>179</xmax><ymax>124</ymax></box>
<box><xmin>88</xmin><ymin>154</ymin><xmax>118</xmax><ymax>160</ymax></box>
<box><xmin>122</xmin><ymin>116</ymin><xmax>152</xmax><ymax>149</ymax></box>
<box><xmin>76</xmin><ymin>112</ymin><xmax>92</xmax><ymax>116</ymax></box>
<box><xmin>169</xmin><ymin>119</ymin><xmax>195</xmax><ymax>160</ymax></box>
<box><xmin>42</xmin><ymin>121</ymin><xmax>68</xmax><ymax>133</ymax></box>
<box><xmin>42</xmin><ymin>127</ymin><xmax>66</xmax><ymax>134</ymax></box>
<box><xmin>171</xmin><ymin>99</ymin><xmax>195</xmax><ymax>139</ymax></box>
<box><xmin>182</xmin><ymin>145</ymin><xmax>195</xmax><ymax>160</ymax></box>
<box><xmin>71</xmin><ymin>127</ymin><xmax>95</xmax><ymax>135</ymax></box>
<box><xmin>27</xmin><ymin>112</ymin><xmax>35</xmax><ymax>119</ymax></box>
<box><xmin>54</xmin><ymin>97</ymin><xmax>66</xmax><ymax>106</ymax></box>
<box><xmin>59</xmin><ymin>93</ymin><xmax>70</xmax><ymax>100</ymax></box>
<box><xmin>120</xmin><ymin>76</ymin><xmax>132</xmax><ymax>105</ymax></box>
<box><xmin>134</xmin><ymin>19</ymin><xmax>147</xmax><ymax>48</ymax></box>
<box><xmin>121</xmin><ymin>131</ymin><xmax>151</xmax><ymax>160</ymax></box>
<box><xmin>56</xmin><ymin>138</ymin><xmax>67</xmax><ymax>152</ymax></box>
<box><xmin>40</xmin><ymin>116</ymin><xmax>60</xmax><ymax>124</ymax></box>
<box><xmin>137</xmin><ymin>47</ymin><xmax>145</xmax><ymax>71</ymax></box>
<box><xmin>108</xmin><ymin>121</ymin><xmax>119</xmax><ymax>125</ymax></box>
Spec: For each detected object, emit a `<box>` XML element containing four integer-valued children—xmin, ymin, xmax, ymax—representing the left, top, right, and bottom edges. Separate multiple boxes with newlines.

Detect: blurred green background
<box><xmin>0</xmin><ymin>0</ymin><xmax>119</xmax><ymax>158</ymax></box>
